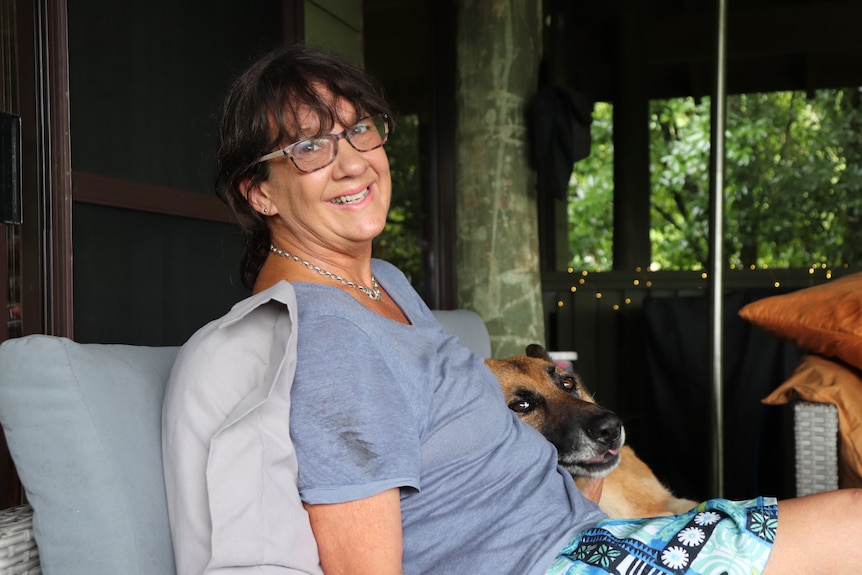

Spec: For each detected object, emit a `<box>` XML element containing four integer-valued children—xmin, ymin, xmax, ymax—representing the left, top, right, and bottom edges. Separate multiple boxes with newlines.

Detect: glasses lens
<box><xmin>291</xmin><ymin>136</ymin><xmax>337</xmax><ymax>172</ymax></box>
<box><xmin>347</xmin><ymin>115</ymin><xmax>389</xmax><ymax>151</ymax></box>
<box><xmin>284</xmin><ymin>115</ymin><xmax>389</xmax><ymax>172</ymax></box>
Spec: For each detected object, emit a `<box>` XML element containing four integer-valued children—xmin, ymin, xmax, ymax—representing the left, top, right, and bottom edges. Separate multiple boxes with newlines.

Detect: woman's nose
<box><xmin>332</xmin><ymin>137</ymin><xmax>369</xmax><ymax>175</ymax></box>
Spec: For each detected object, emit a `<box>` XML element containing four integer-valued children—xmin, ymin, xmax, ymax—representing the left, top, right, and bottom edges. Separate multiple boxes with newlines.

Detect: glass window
<box><xmin>373</xmin><ymin>114</ymin><xmax>425</xmax><ymax>286</ymax></box>
<box><xmin>567</xmin><ymin>88</ymin><xmax>862</xmax><ymax>272</ymax></box>
<box><xmin>568</xmin><ymin>102</ymin><xmax>614</xmax><ymax>271</ymax></box>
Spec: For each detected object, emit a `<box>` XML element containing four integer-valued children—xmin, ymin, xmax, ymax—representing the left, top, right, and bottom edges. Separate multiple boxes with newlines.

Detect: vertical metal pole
<box><xmin>708</xmin><ymin>0</ymin><xmax>728</xmax><ymax>497</ymax></box>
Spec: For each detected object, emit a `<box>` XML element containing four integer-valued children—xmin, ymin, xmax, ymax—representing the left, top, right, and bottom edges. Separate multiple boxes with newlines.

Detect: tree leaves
<box><xmin>568</xmin><ymin>88</ymin><xmax>862</xmax><ymax>270</ymax></box>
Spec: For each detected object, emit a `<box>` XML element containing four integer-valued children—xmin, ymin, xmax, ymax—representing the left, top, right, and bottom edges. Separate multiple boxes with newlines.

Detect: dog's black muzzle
<box><xmin>585</xmin><ymin>410</ymin><xmax>623</xmax><ymax>449</ymax></box>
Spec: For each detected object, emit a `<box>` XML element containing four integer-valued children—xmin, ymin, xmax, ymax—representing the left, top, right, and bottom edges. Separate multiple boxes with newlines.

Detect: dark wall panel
<box><xmin>73</xmin><ymin>203</ymin><xmax>247</xmax><ymax>345</ymax></box>
<box><xmin>67</xmin><ymin>0</ymin><xmax>283</xmax><ymax>344</ymax></box>
<box><xmin>68</xmin><ymin>0</ymin><xmax>283</xmax><ymax>194</ymax></box>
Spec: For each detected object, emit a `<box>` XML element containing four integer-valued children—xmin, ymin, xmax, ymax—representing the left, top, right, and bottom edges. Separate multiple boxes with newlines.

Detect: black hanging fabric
<box><xmin>530</xmin><ymin>86</ymin><xmax>592</xmax><ymax>201</ymax></box>
<box><xmin>628</xmin><ymin>290</ymin><xmax>804</xmax><ymax>502</ymax></box>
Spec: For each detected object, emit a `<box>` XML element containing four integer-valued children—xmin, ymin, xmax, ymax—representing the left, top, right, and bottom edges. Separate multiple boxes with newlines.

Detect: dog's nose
<box><xmin>586</xmin><ymin>412</ymin><xmax>622</xmax><ymax>447</ymax></box>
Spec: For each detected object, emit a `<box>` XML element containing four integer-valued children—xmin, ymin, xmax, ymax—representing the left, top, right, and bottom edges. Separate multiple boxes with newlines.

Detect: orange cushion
<box><xmin>738</xmin><ymin>272</ymin><xmax>862</xmax><ymax>370</ymax></box>
<box><xmin>763</xmin><ymin>354</ymin><xmax>862</xmax><ymax>488</ymax></box>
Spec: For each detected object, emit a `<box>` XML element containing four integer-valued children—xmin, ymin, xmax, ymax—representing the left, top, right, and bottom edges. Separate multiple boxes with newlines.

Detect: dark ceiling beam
<box><xmin>566</xmin><ymin>0</ymin><xmax>862</xmax><ymax>101</ymax></box>
<box><xmin>647</xmin><ymin>2</ymin><xmax>862</xmax><ymax>64</ymax></box>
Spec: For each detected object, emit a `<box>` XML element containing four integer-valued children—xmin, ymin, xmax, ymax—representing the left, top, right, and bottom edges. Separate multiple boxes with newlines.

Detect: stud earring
<box><xmin>263</xmin><ymin>207</ymin><xmax>269</xmax><ymax>213</ymax></box>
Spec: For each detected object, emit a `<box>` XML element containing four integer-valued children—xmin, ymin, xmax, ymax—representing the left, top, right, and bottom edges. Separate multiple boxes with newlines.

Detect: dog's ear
<box><xmin>525</xmin><ymin>343</ymin><xmax>551</xmax><ymax>361</ymax></box>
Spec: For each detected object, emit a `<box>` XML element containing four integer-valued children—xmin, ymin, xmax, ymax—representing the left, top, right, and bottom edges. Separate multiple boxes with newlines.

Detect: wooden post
<box><xmin>611</xmin><ymin>7</ymin><xmax>651</xmax><ymax>271</ymax></box>
<box><xmin>454</xmin><ymin>0</ymin><xmax>544</xmax><ymax>358</ymax></box>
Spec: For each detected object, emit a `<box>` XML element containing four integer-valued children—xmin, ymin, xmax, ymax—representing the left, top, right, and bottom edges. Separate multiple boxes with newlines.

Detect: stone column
<box><xmin>455</xmin><ymin>0</ymin><xmax>544</xmax><ymax>358</ymax></box>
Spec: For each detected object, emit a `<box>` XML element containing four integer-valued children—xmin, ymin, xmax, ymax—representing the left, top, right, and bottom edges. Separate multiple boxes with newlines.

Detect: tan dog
<box><xmin>486</xmin><ymin>344</ymin><xmax>697</xmax><ymax>519</ymax></box>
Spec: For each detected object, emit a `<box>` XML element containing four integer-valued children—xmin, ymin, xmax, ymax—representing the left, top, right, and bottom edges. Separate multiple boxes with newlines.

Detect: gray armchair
<box><xmin>0</xmin><ymin>309</ymin><xmax>491</xmax><ymax>575</ymax></box>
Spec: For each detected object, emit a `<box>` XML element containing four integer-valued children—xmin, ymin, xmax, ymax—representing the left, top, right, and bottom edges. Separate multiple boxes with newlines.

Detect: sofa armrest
<box><xmin>0</xmin><ymin>503</ymin><xmax>40</xmax><ymax>573</ymax></box>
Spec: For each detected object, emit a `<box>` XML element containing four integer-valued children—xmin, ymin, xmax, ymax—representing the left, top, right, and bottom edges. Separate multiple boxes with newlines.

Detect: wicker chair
<box><xmin>794</xmin><ymin>401</ymin><xmax>839</xmax><ymax>496</ymax></box>
<box><xmin>0</xmin><ymin>504</ymin><xmax>39</xmax><ymax>575</ymax></box>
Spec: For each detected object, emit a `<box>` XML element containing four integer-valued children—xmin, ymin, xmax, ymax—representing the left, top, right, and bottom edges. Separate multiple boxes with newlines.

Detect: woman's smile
<box><xmin>330</xmin><ymin>186</ymin><xmax>371</xmax><ymax>205</ymax></box>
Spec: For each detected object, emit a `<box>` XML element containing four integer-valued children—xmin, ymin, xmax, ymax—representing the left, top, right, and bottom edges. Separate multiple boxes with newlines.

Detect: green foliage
<box><xmin>568</xmin><ymin>88</ymin><xmax>862</xmax><ymax>270</ymax></box>
<box><xmin>569</xmin><ymin>102</ymin><xmax>615</xmax><ymax>270</ymax></box>
<box><xmin>373</xmin><ymin>114</ymin><xmax>424</xmax><ymax>283</ymax></box>
<box><xmin>649</xmin><ymin>96</ymin><xmax>712</xmax><ymax>269</ymax></box>
<box><xmin>724</xmin><ymin>89</ymin><xmax>862</xmax><ymax>269</ymax></box>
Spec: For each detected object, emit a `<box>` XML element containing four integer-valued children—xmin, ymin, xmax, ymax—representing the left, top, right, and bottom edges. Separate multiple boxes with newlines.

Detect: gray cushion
<box><xmin>431</xmin><ymin>309</ymin><xmax>492</xmax><ymax>358</ymax></box>
<box><xmin>0</xmin><ymin>335</ymin><xmax>178</xmax><ymax>575</ymax></box>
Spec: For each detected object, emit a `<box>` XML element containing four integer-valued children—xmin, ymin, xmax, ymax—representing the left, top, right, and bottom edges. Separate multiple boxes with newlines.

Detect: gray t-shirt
<box><xmin>290</xmin><ymin>260</ymin><xmax>606</xmax><ymax>575</ymax></box>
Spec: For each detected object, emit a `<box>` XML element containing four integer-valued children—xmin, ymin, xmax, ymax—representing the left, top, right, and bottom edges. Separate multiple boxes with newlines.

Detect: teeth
<box><xmin>331</xmin><ymin>187</ymin><xmax>369</xmax><ymax>205</ymax></box>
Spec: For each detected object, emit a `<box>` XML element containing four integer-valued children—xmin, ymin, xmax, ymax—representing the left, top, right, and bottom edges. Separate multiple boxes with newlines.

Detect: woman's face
<box><xmin>257</xmin><ymin>96</ymin><xmax>392</xmax><ymax>258</ymax></box>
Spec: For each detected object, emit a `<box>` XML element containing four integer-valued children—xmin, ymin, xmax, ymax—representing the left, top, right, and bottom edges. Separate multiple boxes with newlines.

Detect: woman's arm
<box><xmin>305</xmin><ymin>488</ymin><xmax>404</xmax><ymax>575</ymax></box>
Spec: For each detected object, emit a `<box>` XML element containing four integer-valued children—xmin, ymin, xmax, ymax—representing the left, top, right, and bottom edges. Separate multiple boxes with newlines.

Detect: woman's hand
<box><xmin>577</xmin><ymin>477</ymin><xmax>605</xmax><ymax>504</ymax></box>
<box><xmin>305</xmin><ymin>488</ymin><xmax>404</xmax><ymax>575</ymax></box>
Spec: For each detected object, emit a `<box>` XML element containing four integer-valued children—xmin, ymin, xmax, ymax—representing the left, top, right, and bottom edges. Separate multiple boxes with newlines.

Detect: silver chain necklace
<box><xmin>269</xmin><ymin>244</ymin><xmax>383</xmax><ymax>301</ymax></box>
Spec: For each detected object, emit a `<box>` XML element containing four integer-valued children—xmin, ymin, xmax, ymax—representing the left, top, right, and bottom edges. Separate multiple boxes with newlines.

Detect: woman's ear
<box><xmin>240</xmin><ymin>180</ymin><xmax>275</xmax><ymax>216</ymax></box>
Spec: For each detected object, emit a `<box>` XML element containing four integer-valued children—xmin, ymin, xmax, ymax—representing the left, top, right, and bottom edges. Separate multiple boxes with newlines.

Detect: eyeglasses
<box><xmin>256</xmin><ymin>114</ymin><xmax>390</xmax><ymax>173</ymax></box>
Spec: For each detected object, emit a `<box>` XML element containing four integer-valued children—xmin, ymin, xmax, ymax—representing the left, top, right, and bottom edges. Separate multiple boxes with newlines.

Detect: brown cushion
<box><xmin>763</xmin><ymin>354</ymin><xmax>862</xmax><ymax>488</ymax></box>
<box><xmin>738</xmin><ymin>272</ymin><xmax>862</xmax><ymax>370</ymax></box>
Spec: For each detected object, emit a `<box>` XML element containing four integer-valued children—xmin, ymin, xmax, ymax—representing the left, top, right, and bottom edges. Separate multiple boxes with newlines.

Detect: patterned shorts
<box><xmin>547</xmin><ymin>497</ymin><xmax>778</xmax><ymax>575</ymax></box>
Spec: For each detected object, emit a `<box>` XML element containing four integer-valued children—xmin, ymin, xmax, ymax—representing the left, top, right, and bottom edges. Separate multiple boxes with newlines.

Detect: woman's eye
<box><xmin>351</xmin><ymin>122</ymin><xmax>371</xmax><ymax>136</ymax></box>
<box><xmin>297</xmin><ymin>138</ymin><xmax>327</xmax><ymax>154</ymax></box>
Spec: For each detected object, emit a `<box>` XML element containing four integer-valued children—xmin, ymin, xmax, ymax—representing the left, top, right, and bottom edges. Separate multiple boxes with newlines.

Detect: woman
<box><xmin>163</xmin><ymin>44</ymin><xmax>862</xmax><ymax>575</ymax></box>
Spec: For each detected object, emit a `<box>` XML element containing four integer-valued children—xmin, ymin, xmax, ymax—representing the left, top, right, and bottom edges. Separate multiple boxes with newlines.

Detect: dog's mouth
<box><xmin>561</xmin><ymin>446</ymin><xmax>622</xmax><ymax>478</ymax></box>
<box><xmin>582</xmin><ymin>448</ymin><xmax>619</xmax><ymax>466</ymax></box>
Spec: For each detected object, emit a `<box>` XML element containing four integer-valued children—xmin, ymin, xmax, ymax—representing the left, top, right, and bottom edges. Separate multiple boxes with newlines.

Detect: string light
<box><xmin>556</xmin><ymin>263</ymin><xmax>849</xmax><ymax>312</ymax></box>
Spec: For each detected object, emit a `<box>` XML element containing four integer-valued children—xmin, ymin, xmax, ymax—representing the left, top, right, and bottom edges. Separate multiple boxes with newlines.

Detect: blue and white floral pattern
<box><xmin>677</xmin><ymin>526</ymin><xmax>706</xmax><ymax>547</ymax></box>
<box><xmin>546</xmin><ymin>497</ymin><xmax>778</xmax><ymax>575</ymax></box>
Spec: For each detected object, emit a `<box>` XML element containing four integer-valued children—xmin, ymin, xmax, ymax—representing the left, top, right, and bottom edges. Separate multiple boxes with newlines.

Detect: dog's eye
<box><xmin>560</xmin><ymin>375</ymin><xmax>577</xmax><ymax>391</ymax></box>
<box><xmin>508</xmin><ymin>390</ymin><xmax>541</xmax><ymax>415</ymax></box>
<box><xmin>509</xmin><ymin>399</ymin><xmax>533</xmax><ymax>414</ymax></box>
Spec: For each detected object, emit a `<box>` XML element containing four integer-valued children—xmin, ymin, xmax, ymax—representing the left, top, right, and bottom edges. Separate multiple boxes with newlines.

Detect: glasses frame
<box><xmin>256</xmin><ymin>114</ymin><xmax>390</xmax><ymax>173</ymax></box>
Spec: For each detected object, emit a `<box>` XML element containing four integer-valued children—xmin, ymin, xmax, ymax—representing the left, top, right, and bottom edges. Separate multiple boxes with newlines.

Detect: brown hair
<box><xmin>217</xmin><ymin>44</ymin><xmax>393</xmax><ymax>288</ymax></box>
